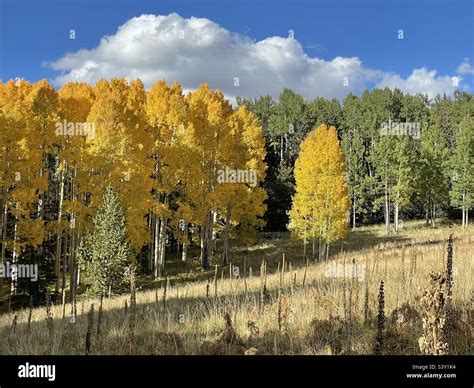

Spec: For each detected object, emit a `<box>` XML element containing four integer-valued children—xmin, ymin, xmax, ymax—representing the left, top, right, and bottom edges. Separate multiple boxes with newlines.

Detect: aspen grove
<box><xmin>0</xmin><ymin>79</ymin><xmax>472</xmax><ymax>316</ymax></box>
<box><xmin>0</xmin><ymin>79</ymin><xmax>267</xmax><ymax>305</ymax></box>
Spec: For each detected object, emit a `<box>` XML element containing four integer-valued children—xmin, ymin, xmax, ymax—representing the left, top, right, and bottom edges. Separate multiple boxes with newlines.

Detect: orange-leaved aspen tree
<box><xmin>288</xmin><ymin>124</ymin><xmax>350</xmax><ymax>260</ymax></box>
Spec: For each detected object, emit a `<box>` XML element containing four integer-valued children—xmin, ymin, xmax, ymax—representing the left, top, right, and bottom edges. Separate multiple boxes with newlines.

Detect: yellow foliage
<box><xmin>289</xmin><ymin>124</ymin><xmax>350</xmax><ymax>245</ymax></box>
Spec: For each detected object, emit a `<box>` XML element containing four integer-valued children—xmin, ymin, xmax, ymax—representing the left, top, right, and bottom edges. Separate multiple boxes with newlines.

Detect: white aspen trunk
<box><xmin>318</xmin><ymin>241</ymin><xmax>326</xmax><ymax>261</ymax></box>
<box><xmin>158</xmin><ymin>215</ymin><xmax>167</xmax><ymax>277</ymax></box>
<box><xmin>1</xmin><ymin>199</ymin><xmax>7</xmax><ymax>266</ymax></box>
<box><xmin>462</xmin><ymin>192</ymin><xmax>466</xmax><ymax>228</ymax></box>
<box><xmin>69</xmin><ymin>165</ymin><xmax>78</xmax><ymax>299</ymax></box>
<box><xmin>158</xmin><ymin>195</ymin><xmax>169</xmax><ymax>276</ymax></box>
<box><xmin>352</xmin><ymin>195</ymin><xmax>356</xmax><ymax>231</ymax></box>
<box><xmin>61</xmin><ymin>230</ymin><xmax>68</xmax><ymax>301</ymax></box>
<box><xmin>211</xmin><ymin>211</ymin><xmax>218</xmax><ymax>253</ymax></box>
<box><xmin>206</xmin><ymin>211</ymin><xmax>214</xmax><ymax>266</ymax></box>
<box><xmin>394</xmin><ymin>202</ymin><xmax>399</xmax><ymax>233</ymax></box>
<box><xmin>148</xmin><ymin>212</ymin><xmax>153</xmax><ymax>272</ymax></box>
<box><xmin>37</xmin><ymin>166</ymin><xmax>44</xmax><ymax>218</ymax></box>
<box><xmin>181</xmin><ymin>222</ymin><xmax>188</xmax><ymax>263</ymax></box>
<box><xmin>200</xmin><ymin>225</ymin><xmax>205</xmax><ymax>265</ymax></box>
<box><xmin>55</xmin><ymin>168</ymin><xmax>65</xmax><ymax>294</ymax></box>
<box><xmin>153</xmin><ymin>160</ymin><xmax>162</xmax><ymax>276</ymax></box>
<box><xmin>222</xmin><ymin>203</ymin><xmax>231</xmax><ymax>265</ymax></box>
<box><xmin>201</xmin><ymin>212</ymin><xmax>213</xmax><ymax>269</ymax></box>
<box><xmin>280</xmin><ymin>135</ymin><xmax>284</xmax><ymax>165</ymax></box>
<box><xmin>154</xmin><ymin>216</ymin><xmax>160</xmax><ymax>277</ymax></box>
<box><xmin>70</xmin><ymin>238</ymin><xmax>77</xmax><ymax>322</ymax></box>
<box><xmin>10</xmin><ymin>220</ymin><xmax>18</xmax><ymax>295</ymax></box>
<box><xmin>384</xmin><ymin>180</ymin><xmax>390</xmax><ymax>232</ymax></box>
<box><xmin>70</xmin><ymin>231</ymin><xmax>76</xmax><ymax>304</ymax></box>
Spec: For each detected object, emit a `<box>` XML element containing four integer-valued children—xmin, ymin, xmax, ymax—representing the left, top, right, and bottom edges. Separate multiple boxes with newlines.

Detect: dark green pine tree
<box><xmin>78</xmin><ymin>186</ymin><xmax>132</xmax><ymax>297</ymax></box>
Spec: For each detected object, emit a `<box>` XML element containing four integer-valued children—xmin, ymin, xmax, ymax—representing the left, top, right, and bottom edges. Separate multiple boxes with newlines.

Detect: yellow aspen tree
<box><xmin>0</xmin><ymin>81</ymin><xmax>29</xmax><ymax>296</ymax></box>
<box><xmin>173</xmin><ymin>135</ymin><xmax>205</xmax><ymax>264</ymax></box>
<box><xmin>235</xmin><ymin>105</ymin><xmax>268</xmax><ymax>245</ymax></box>
<box><xmin>146</xmin><ymin>80</ymin><xmax>188</xmax><ymax>276</ymax></box>
<box><xmin>211</xmin><ymin>105</ymin><xmax>267</xmax><ymax>264</ymax></box>
<box><xmin>87</xmin><ymin>79</ymin><xmax>153</xmax><ymax>256</ymax></box>
<box><xmin>185</xmin><ymin>84</ymin><xmax>234</xmax><ymax>269</ymax></box>
<box><xmin>118</xmin><ymin>79</ymin><xmax>154</xmax><ymax>252</ymax></box>
<box><xmin>0</xmin><ymin>81</ymin><xmax>26</xmax><ymax>270</ymax></box>
<box><xmin>24</xmin><ymin>80</ymin><xmax>58</xmax><ymax>294</ymax></box>
<box><xmin>0</xmin><ymin>80</ymin><xmax>48</xmax><ymax>295</ymax></box>
<box><xmin>289</xmin><ymin>124</ymin><xmax>350</xmax><ymax>259</ymax></box>
<box><xmin>57</xmin><ymin>82</ymin><xmax>96</xmax><ymax>304</ymax></box>
<box><xmin>26</xmin><ymin>80</ymin><xmax>59</xmax><ymax>218</ymax></box>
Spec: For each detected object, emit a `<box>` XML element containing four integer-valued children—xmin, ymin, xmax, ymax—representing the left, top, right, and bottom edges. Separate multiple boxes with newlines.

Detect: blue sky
<box><xmin>0</xmin><ymin>0</ymin><xmax>473</xmax><ymax>100</ymax></box>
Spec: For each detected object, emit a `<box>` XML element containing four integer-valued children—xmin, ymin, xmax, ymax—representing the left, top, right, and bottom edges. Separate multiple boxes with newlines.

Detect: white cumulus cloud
<box><xmin>457</xmin><ymin>58</ymin><xmax>474</xmax><ymax>75</ymax></box>
<box><xmin>48</xmin><ymin>13</ymin><xmax>466</xmax><ymax>101</ymax></box>
<box><xmin>376</xmin><ymin>68</ymin><xmax>462</xmax><ymax>97</ymax></box>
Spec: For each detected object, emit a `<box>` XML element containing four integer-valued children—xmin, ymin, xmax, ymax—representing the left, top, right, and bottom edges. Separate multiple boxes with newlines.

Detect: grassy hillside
<box><xmin>0</xmin><ymin>221</ymin><xmax>472</xmax><ymax>355</ymax></box>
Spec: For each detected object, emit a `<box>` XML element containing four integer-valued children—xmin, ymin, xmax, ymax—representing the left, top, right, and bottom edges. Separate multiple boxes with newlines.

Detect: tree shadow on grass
<box><xmin>137</xmin><ymin>224</ymin><xmax>452</xmax><ymax>295</ymax></box>
<box><xmin>0</xmin><ymin>275</ymin><xmax>353</xmax><ymax>355</ymax></box>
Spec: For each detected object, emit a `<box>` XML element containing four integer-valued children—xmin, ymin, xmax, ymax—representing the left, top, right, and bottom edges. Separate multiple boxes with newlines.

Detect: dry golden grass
<box><xmin>0</xmin><ymin>221</ymin><xmax>472</xmax><ymax>355</ymax></box>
